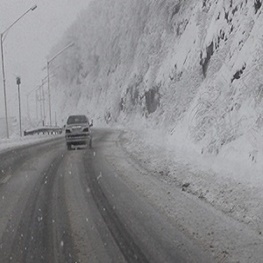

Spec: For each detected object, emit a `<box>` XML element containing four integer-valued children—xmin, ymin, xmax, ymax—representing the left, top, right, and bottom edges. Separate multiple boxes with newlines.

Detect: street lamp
<box><xmin>27</xmin><ymin>71</ymin><xmax>57</xmax><ymax>126</ymax></box>
<box><xmin>47</xmin><ymin>42</ymin><xmax>74</xmax><ymax>126</ymax></box>
<box><xmin>0</xmin><ymin>4</ymin><xmax>37</xmax><ymax>139</ymax></box>
<box><xmin>27</xmin><ymin>84</ymin><xmax>40</xmax><ymax>123</ymax></box>
<box><xmin>16</xmin><ymin>77</ymin><xmax>22</xmax><ymax>137</ymax></box>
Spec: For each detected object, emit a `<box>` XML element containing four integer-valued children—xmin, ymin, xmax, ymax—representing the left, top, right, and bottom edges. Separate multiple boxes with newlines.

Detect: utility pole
<box><xmin>46</xmin><ymin>42</ymin><xmax>74</xmax><ymax>126</ymax></box>
<box><xmin>16</xmin><ymin>77</ymin><xmax>22</xmax><ymax>137</ymax></box>
<box><xmin>0</xmin><ymin>4</ymin><xmax>37</xmax><ymax>139</ymax></box>
<box><xmin>36</xmin><ymin>88</ymin><xmax>43</xmax><ymax>125</ymax></box>
<box><xmin>41</xmin><ymin>79</ymin><xmax>45</xmax><ymax>126</ymax></box>
<box><xmin>1</xmin><ymin>34</ymin><xmax>9</xmax><ymax>138</ymax></box>
<box><xmin>55</xmin><ymin>112</ymin><xmax>57</xmax><ymax>126</ymax></box>
<box><xmin>35</xmin><ymin>90</ymin><xmax>38</xmax><ymax>121</ymax></box>
<box><xmin>47</xmin><ymin>61</ymin><xmax>51</xmax><ymax>126</ymax></box>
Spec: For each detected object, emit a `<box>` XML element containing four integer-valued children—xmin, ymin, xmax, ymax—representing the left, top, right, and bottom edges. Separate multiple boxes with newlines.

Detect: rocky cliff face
<box><xmin>51</xmin><ymin>0</ymin><xmax>263</xmax><ymax>158</ymax></box>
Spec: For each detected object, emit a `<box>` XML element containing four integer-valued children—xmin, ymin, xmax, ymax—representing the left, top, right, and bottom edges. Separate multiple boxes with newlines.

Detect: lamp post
<box><xmin>0</xmin><ymin>4</ymin><xmax>37</xmax><ymax>139</ymax></box>
<box><xmin>16</xmin><ymin>77</ymin><xmax>22</xmax><ymax>137</ymax></box>
<box><xmin>46</xmin><ymin>42</ymin><xmax>74</xmax><ymax>126</ymax></box>
<box><xmin>27</xmin><ymin>73</ymin><xmax>56</xmax><ymax>126</ymax></box>
<box><xmin>33</xmin><ymin>82</ymin><xmax>45</xmax><ymax>126</ymax></box>
<box><xmin>27</xmin><ymin>83</ymin><xmax>41</xmax><ymax>123</ymax></box>
<box><xmin>41</xmin><ymin>79</ymin><xmax>46</xmax><ymax>126</ymax></box>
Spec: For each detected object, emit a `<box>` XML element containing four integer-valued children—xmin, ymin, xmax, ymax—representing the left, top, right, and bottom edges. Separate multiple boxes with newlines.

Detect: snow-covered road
<box><xmin>0</xmin><ymin>129</ymin><xmax>211</xmax><ymax>262</ymax></box>
<box><xmin>0</xmin><ymin>128</ymin><xmax>262</xmax><ymax>262</ymax></box>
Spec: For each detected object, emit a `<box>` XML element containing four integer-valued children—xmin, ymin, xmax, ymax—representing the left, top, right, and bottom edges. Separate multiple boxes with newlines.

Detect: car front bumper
<box><xmin>65</xmin><ymin>133</ymin><xmax>91</xmax><ymax>144</ymax></box>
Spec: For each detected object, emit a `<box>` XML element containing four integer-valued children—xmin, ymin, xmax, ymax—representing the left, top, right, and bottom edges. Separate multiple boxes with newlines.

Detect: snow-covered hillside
<box><xmin>51</xmin><ymin>0</ymin><xmax>263</xmax><ymax>163</ymax></box>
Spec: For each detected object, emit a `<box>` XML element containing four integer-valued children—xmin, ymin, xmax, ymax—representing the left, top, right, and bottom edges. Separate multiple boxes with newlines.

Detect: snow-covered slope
<box><xmin>51</xmin><ymin>0</ymin><xmax>263</xmax><ymax>162</ymax></box>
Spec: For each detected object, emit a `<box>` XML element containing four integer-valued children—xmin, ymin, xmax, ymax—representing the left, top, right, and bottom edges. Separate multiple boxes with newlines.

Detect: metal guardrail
<box><xmin>24</xmin><ymin>127</ymin><xmax>63</xmax><ymax>136</ymax></box>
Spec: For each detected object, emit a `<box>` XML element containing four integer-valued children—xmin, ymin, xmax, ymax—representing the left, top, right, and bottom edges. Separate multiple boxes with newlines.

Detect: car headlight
<box><xmin>83</xmin><ymin>128</ymin><xmax>89</xmax><ymax>132</ymax></box>
<box><xmin>65</xmin><ymin>129</ymin><xmax>71</xmax><ymax>133</ymax></box>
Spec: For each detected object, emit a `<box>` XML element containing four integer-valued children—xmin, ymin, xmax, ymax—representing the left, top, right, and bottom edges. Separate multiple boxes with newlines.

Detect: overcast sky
<box><xmin>0</xmin><ymin>0</ymin><xmax>92</xmax><ymax>120</ymax></box>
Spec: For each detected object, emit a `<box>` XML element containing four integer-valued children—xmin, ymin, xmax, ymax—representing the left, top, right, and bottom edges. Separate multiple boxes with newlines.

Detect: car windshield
<box><xmin>67</xmin><ymin>115</ymin><xmax>88</xmax><ymax>124</ymax></box>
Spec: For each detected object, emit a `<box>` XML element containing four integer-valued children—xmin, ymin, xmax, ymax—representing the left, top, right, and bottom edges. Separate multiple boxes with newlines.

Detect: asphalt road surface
<box><xmin>0</xmin><ymin>129</ymin><xmax>212</xmax><ymax>263</ymax></box>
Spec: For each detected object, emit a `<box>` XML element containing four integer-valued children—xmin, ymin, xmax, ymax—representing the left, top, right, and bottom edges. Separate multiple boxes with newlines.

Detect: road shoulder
<box><xmin>104</xmin><ymin>128</ymin><xmax>263</xmax><ymax>263</ymax></box>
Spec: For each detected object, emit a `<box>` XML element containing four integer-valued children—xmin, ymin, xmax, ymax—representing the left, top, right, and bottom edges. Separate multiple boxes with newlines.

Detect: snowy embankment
<box><xmin>121</xmin><ymin>126</ymin><xmax>263</xmax><ymax>240</ymax></box>
<box><xmin>51</xmin><ymin>0</ymin><xmax>263</xmax><ymax>166</ymax></box>
<box><xmin>0</xmin><ymin>134</ymin><xmax>61</xmax><ymax>154</ymax></box>
<box><xmin>49</xmin><ymin>0</ymin><xmax>263</xmax><ymax>245</ymax></box>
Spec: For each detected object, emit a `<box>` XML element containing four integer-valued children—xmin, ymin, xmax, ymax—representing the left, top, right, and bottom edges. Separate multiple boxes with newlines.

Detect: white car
<box><xmin>65</xmin><ymin>115</ymin><xmax>93</xmax><ymax>150</ymax></box>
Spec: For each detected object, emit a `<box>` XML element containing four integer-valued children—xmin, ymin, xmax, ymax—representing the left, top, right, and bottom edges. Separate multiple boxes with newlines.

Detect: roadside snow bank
<box><xmin>0</xmin><ymin>134</ymin><xmax>62</xmax><ymax>154</ymax></box>
<box><xmin>120</xmin><ymin>127</ymin><xmax>263</xmax><ymax>236</ymax></box>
